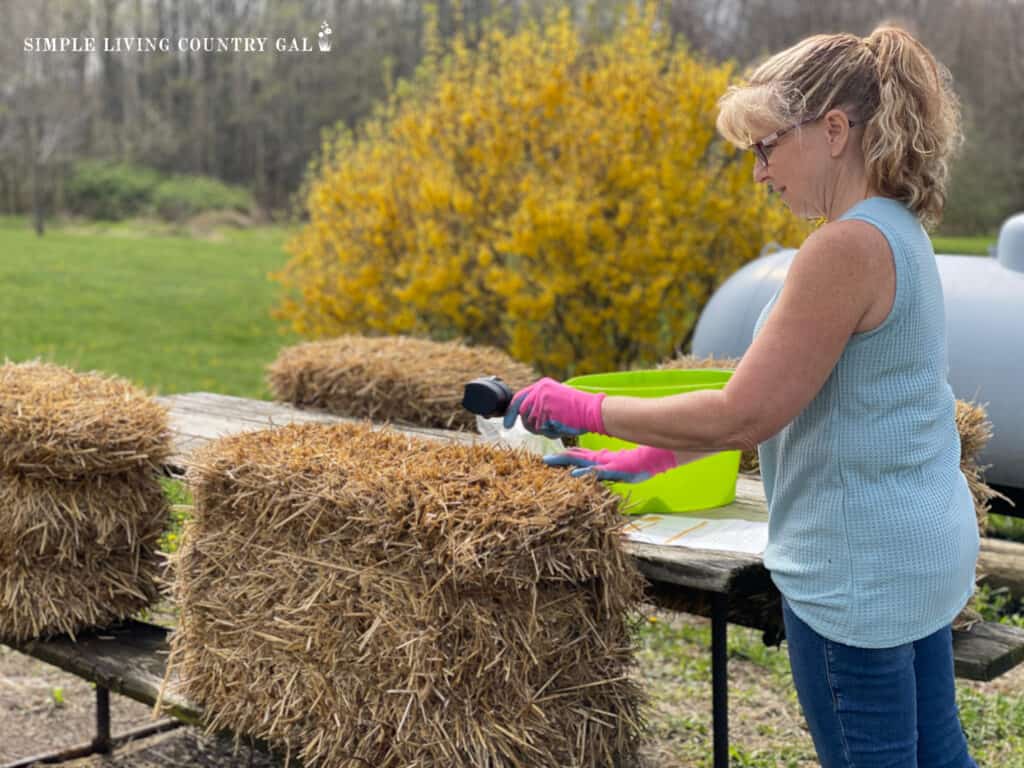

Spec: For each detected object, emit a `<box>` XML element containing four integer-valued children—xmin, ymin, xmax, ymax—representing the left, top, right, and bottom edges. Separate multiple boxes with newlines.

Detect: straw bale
<box><xmin>954</xmin><ymin>401</ymin><xmax>1009</xmax><ymax>629</ymax></box>
<box><xmin>0</xmin><ymin>361</ymin><xmax>171</xmax><ymax>479</ymax></box>
<box><xmin>0</xmin><ymin>472</ymin><xmax>166</xmax><ymax>642</ymax></box>
<box><xmin>656</xmin><ymin>354</ymin><xmax>742</xmax><ymax>371</ymax></box>
<box><xmin>0</xmin><ymin>471</ymin><xmax>167</xmax><ymax>563</ymax></box>
<box><xmin>0</xmin><ymin>547</ymin><xmax>163</xmax><ymax>643</ymax></box>
<box><xmin>266</xmin><ymin>336</ymin><xmax>538</xmax><ymax>430</ymax></box>
<box><xmin>168</xmin><ymin>422</ymin><xmax>646</xmax><ymax>768</ymax></box>
<box><xmin>0</xmin><ymin>361</ymin><xmax>171</xmax><ymax>641</ymax></box>
<box><xmin>955</xmin><ymin>399</ymin><xmax>1011</xmax><ymax>531</ymax></box>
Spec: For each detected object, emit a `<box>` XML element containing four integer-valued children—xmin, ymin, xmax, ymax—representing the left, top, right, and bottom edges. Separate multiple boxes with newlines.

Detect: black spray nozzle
<box><xmin>462</xmin><ymin>376</ymin><xmax>514</xmax><ymax>418</ymax></box>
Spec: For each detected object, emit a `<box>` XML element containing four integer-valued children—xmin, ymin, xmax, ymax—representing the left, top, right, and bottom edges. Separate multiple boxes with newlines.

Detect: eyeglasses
<box><xmin>750</xmin><ymin>116</ymin><xmax>856</xmax><ymax>166</ymax></box>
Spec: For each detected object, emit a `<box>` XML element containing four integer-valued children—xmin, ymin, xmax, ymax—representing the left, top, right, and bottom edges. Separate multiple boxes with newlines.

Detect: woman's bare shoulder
<box><xmin>801</xmin><ymin>219</ymin><xmax>895</xmax><ymax>333</ymax></box>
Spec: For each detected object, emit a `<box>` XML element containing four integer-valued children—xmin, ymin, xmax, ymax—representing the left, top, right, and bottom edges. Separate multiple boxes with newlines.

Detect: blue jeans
<box><xmin>782</xmin><ymin>597</ymin><xmax>977</xmax><ymax>768</ymax></box>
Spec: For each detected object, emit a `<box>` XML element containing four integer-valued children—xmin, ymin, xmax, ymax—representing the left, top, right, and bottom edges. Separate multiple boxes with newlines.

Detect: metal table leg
<box><xmin>93</xmin><ymin>685</ymin><xmax>112</xmax><ymax>753</ymax></box>
<box><xmin>711</xmin><ymin>592</ymin><xmax>729</xmax><ymax>768</ymax></box>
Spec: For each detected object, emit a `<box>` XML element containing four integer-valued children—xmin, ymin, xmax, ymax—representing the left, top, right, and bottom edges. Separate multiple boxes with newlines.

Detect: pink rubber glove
<box><xmin>503</xmin><ymin>377</ymin><xmax>606</xmax><ymax>438</ymax></box>
<box><xmin>543</xmin><ymin>445</ymin><xmax>677</xmax><ymax>483</ymax></box>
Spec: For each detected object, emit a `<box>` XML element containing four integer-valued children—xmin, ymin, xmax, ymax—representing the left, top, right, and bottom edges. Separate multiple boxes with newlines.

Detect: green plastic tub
<box><xmin>563</xmin><ymin>369</ymin><xmax>740</xmax><ymax>515</ymax></box>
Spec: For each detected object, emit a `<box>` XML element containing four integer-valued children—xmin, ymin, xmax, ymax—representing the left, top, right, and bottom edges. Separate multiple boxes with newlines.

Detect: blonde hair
<box><xmin>716</xmin><ymin>24</ymin><xmax>962</xmax><ymax>230</ymax></box>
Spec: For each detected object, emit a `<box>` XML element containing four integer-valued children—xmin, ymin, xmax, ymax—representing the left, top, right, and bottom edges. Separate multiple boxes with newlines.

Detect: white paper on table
<box><xmin>622</xmin><ymin>514</ymin><xmax>769</xmax><ymax>555</ymax></box>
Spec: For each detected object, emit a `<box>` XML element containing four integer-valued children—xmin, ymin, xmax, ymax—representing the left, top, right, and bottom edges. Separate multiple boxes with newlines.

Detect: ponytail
<box><xmin>862</xmin><ymin>25</ymin><xmax>962</xmax><ymax>230</ymax></box>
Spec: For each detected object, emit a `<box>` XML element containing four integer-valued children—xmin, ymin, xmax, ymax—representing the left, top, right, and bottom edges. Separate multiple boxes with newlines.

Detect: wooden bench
<box><xmin>4</xmin><ymin>391</ymin><xmax>1023</xmax><ymax>768</ymax></box>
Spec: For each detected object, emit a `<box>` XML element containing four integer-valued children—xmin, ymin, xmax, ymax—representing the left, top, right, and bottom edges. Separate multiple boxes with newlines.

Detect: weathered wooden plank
<box><xmin>159</xmin><ymin>393</ymin><xmax>475</xmax><ymax>443</ymax></box>
<box><xmin>622</xmin><ymin>541</ymin><xmax>766</xmax><ymax>594</ymax></box>
<box><xmin>952</xmin><ymin>620</ymin><xmax>1024</xmax><ymax>681</ymax></box>
<box><xmin>157</xmin><ymin>393</ymin><xmax>476</xmax><ymax>470</ymax></box>
<box><xmin>159</xmin><ymin>392</ymin><xmax>341</xmax><ymax>422</ymax></box>
<box><xmin>163</xmin><ymin>434</ymin><xmax>208</xmax><ymax>472</ymax></box>
<box><xmin>735</xmin><ymin>476</ymin><xmax>768</xmax><ymax>507</ymax></box>
<box><xmin>177</xmin><ymin>392</ymin><xmax>465</xmax><ymax>437</ymax></box>
<box><xmin>14</xmin><ymin>621</ymin><xmax>200</xmax><ymax>725</ymax></box>
<box><xmin>978</xmin><ymin>537</ymin><xmax>1024</xmax><ymax>598</ymax></box>
<box><xmin>644</xmin><ymin>583</ymin><xmax>786</xmax><ymax>645</ymax></box>
<box><xmin>161</xmin><ymin>394</ymin><xmax>769</xmax><ymax>493</ymax></box>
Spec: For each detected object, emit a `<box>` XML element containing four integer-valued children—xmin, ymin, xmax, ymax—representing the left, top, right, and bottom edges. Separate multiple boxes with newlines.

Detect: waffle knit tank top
<box><xmin>752</xmin><ymin>197</ymin><xmax>979</xmax><ymax>648</ymax></box>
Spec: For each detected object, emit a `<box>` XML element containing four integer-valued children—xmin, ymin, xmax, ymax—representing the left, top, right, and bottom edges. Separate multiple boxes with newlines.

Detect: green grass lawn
<box><xmin>0</xmin><ymin>215</ymin><xmax>299</xmax><ymax>398</ymax></box>
<box><xmin>0</xmin><ymin>214</ymin><xmax>997</xmax><ymax>401</ymax></box>
<box><xmin>932</xmin><ymin>235</ymin><xmax>997</xmax><ymax>256</ymax></box>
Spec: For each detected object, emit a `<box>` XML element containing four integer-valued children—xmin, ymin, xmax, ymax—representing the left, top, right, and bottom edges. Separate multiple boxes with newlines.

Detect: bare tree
<box><xmin>0</xmin><ymin>0</ymin><xmax>90</xmax><ymax>233</ymax></box>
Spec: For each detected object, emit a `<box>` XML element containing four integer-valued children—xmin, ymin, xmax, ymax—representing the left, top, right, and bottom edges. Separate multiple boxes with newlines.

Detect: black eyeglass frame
<box><xmin>750</xmin><ymin>116</ymin><xmax>857</xmax><ymax>165</ymax></box>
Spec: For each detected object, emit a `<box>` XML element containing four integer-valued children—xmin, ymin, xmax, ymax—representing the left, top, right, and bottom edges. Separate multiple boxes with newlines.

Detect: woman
<box><xmin>506</xmin><ymin>24</ymin><xmax>979</xmax><ymax>768</ymax></box>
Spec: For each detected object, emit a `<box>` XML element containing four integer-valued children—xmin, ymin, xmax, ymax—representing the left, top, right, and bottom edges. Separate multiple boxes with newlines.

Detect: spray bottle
<box><xmin>461</xmin><ymin>376</ymin><xmax>565</xmax><ymax>456</ymax></box>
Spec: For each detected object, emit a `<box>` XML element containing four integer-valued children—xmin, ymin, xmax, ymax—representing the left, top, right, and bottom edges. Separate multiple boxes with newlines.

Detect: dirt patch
<box><xmin>0</xmin><ymin>644</ymin><xmax>153</xmax><ymax>763</ymax></box>
<box><xmin>185</xmin><ymin>211</ymin><xmax>256</xmax><ymax>240</ymax></box>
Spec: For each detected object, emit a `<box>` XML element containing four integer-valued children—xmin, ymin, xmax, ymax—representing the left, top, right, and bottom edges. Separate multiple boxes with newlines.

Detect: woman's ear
<box><xmin>823</xmin><ymin>109</ymin><xmax>852</xmax><ymax>157</ymax></box>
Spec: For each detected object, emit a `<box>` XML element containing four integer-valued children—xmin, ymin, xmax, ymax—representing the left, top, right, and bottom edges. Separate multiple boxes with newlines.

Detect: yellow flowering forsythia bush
<box><xmin>275</xmin><ymin>6</ymin><xmax>810</xmax><ymax>378</ymax></box>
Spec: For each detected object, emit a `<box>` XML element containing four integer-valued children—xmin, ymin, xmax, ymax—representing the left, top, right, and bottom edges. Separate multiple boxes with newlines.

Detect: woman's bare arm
<box><xmin>601</xmin><ymin>220</ymin><xmax>889</xmax><ymax>452</ymax></box>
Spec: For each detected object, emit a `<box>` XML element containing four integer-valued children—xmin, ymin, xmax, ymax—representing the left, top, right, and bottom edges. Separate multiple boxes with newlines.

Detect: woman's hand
<box><xmin>543</xmin><ymin>445</ymin><xmax>677</xmax><ymax>483</ymax></box>
<box><xmin>503</xmin><ymin>377</ymin><xmax>606</xmax><ymax>438</ymax></box>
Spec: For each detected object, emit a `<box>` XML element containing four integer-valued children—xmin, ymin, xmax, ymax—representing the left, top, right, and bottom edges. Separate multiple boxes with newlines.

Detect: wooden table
<box><xmin>5</xmin><ymin>392</ymin><xmax>1023</xmax><ymax>768</ymax></box>
<box><xmin>159</xmin><ymin>393</ymin><xmax>779</xmax><ymax>767</ymax></box>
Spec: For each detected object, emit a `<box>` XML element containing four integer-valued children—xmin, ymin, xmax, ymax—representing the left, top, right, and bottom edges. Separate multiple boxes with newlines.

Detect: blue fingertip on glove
<box><xmin>542</xmin><ymin>452</ymin><xmax>651</xmax><ymax>483</ymax></box>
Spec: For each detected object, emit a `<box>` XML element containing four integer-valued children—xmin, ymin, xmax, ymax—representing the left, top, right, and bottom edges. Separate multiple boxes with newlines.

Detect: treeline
<box><xmin>1</xmin><ymin>0</ymin><xmax>1020</xmax><ymax>234</ymax></box>
<box><xmin>1</xmin><ymin>0</ymin><xmax>432</xmax><ymax>223</ymax></box>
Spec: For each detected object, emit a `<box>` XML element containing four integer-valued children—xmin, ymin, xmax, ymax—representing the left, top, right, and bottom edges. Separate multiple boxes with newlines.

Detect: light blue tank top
<box><xmin>752</xmin><ymin>197</ymin><xmax>979</xmax><ymax>648</ymax></box>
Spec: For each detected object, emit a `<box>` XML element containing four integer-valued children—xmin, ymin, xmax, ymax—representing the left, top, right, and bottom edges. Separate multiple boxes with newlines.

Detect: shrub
<box><xmin>275</xmin><ymin>5</ymin><xmax>811</xmax><ymax>378</ymax></box>
<box><xmin>152</xmin><ymin>176</ymin><xmax>254</xmax><ymax>222</ymax></box>
<box><xmin>65</xmin><ymin>162</ymin><xmax>255</xmax><ymax>223</ymax></box>
<box><xmin>65</xmin><ymin>161</ymin><xmax>161</xmax><ymax>220</ymax></box>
